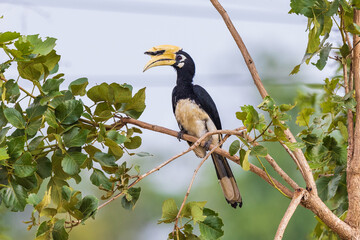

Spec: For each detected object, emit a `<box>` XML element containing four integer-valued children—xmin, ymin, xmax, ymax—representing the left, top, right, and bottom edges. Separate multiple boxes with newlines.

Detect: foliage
<box><xmin>0</xmin><ymin>32</ymin><xmax>148</xmax><ymax>239</ymax></box>
<box><xmin>159</xmin><ymin>199</ymin><xmax>224</xmax><ymax>240</ymax></box>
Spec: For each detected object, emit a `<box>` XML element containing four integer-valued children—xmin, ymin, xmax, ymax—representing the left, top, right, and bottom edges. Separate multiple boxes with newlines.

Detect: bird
<box><xmin>143</xmin><ymin>45</ymin><xmax>242</xmax><ymax>208</ymax></box>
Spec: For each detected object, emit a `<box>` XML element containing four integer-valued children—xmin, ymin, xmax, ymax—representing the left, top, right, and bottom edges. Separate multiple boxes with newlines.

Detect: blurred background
<box><xmin>0</xmin><ymin>0</ymin><xmax>338</xmax><ymax>239</ymax></box>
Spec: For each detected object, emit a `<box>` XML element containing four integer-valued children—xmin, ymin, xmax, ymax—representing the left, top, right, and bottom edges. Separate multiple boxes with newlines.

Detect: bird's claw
<box><xmin>177</xmin><ymin>130</ymin><xmax>185</xmax><ymax>141</ymax></box>
<box><xmin>203</xmin><ymin>139</ymin><xmax>212</xmax><ymax>151</ymax></box>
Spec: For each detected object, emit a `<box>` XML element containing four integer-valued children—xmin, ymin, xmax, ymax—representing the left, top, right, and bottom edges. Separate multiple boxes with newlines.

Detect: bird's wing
<box><xmin>193</xmin><ymin>85</ymin><xmax>222</xmax><ymax>130</ymax></box>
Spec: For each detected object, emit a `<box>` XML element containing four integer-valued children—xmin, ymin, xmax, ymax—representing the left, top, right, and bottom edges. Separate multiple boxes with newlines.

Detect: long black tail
<box><xmin>211</xmin><ymin>153</ymin><xmax>242</xmax><ymax>208</ymax></box>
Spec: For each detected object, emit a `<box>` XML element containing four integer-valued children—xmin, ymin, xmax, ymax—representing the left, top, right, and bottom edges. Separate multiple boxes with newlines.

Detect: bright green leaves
<box><xmin>296</xmin><ymin>108</ymin><xmax>315</xmax><ymax>127</ymax></box>
<box><xmin>160</xmin><ymin>199</ymin><xmax>224</xmax><ymax>240</ymax></box>
<box><xmin>87</xmin><ymin>82</ymin><xmax>146</xmax><ymax>120</ymax></box>
<box><xmin>0</xmin><ymin>31</ymin><xmax>20</xmax><ymax>43</ymax></box>
<box><xmin>289</xmin><ymin>0</ymin><xmax>342</xmax><ymax>73</ymax></box>
<box><xmin>236</xmin><ymin>105</ymin><xmax>260</xmax><ymax>132</ymax></box>
<box><xmin>229</xmin><ymin>140</ymin><xmax>240</xmax><ymax>156</ymax></box>
<box><xmin>159</xmin><ymin>199</ymin><xmax>179</xmax><ymax>224</ymax></box>
<box><xmin>0</xmin><ymin>31</ymin><xmax>148</xmax><ymax>240</ymax></box>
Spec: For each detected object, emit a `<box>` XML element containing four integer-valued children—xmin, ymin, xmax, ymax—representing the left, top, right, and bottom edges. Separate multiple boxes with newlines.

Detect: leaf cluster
<box><xmin>0</xmin><ymin>32</ymin><xmax>147</xmax><ymax>239</ymax></box>
<box><xmin>159</xmin><ymin>199</ymin><xmax>224</xmax><ymax>240</ymax></box>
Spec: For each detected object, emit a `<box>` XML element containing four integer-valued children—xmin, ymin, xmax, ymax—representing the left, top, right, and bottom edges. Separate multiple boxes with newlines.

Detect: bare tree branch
<box><xmin>274</xmin><ymin>189</ymin><xmax>306</xmax><ymax>240</ymax></box>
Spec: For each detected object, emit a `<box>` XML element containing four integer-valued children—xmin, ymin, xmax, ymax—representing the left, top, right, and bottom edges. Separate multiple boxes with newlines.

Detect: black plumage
<box><xmin>144</xmin><ymin>46</ymin><xmax>242</xmax><ymax>208</ymax></box>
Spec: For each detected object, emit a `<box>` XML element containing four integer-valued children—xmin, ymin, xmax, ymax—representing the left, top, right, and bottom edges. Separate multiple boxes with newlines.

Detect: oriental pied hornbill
<box><xmin>143</xmin><ymin>45</ymin><xmax>242</xmax><ymax>208</ymax></box>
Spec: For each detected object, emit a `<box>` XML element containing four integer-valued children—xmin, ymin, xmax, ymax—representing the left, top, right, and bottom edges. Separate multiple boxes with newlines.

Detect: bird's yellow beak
<box><xmin>143</xmin><ymin>45</ymin><xmax>182</xmax><ymax>72</ymax></box>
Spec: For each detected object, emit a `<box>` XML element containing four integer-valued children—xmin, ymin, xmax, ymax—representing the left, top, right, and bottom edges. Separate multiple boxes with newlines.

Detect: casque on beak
<box><xmin>143</xmin><ymin>45</ymin><xmax>182</xmax><ymax>72</ymax></box>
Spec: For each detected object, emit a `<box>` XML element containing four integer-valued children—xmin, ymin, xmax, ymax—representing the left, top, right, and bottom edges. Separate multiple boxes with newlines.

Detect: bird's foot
<box><xmin>203</xmin><ymin>139</ymin><xmax>212</xmax><ymax>151</ymax></box>
<box><xmin>177</xmin><ymin>130</ymin><xmax>186</xmax><ymax>141</ymax></box>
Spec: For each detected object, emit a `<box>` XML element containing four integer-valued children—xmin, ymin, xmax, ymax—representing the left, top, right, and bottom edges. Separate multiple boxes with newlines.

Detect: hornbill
<box><xmin>143</xmin><ymin>45</ymin><xmax>242</xmax><ymax>208</ymax></box>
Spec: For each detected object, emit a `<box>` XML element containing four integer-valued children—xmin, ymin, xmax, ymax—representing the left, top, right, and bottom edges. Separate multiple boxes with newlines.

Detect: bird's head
<box><xmin>143</xmin><ymin>45</ymin><xmax>195</xmax><ymax>77</ymax></box>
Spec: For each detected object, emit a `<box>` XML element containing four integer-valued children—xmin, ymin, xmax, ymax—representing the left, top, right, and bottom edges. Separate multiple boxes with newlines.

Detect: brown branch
<box><xmin>274</xmin><ymin>189</ymin><xmax>306</xmax><ymax>240</ymax></box>
<box><xmin>209</xmin><ymin>0</ymin><xmax>267</xmax><ymax>98</ymax></box>
<box><xmin>345</xmin><ymin>9</ymin><xmax>360</xmax><ymax>231</ymax></box>
<box><xmin>209</xmin><ymin>0</ymin><xmax>317</xmax><ymax>195</ymax></box>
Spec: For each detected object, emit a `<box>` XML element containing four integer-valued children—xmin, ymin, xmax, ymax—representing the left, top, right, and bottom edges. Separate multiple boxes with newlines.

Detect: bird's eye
<box><xmin>176</xmin><ymin>55</ymin><xmax>182</xmax><ymax>61</ymax></box>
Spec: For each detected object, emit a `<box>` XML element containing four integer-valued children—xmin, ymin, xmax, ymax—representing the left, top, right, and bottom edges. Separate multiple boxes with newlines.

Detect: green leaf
<box><xmin>3</xmin><ymin>108</ymin><xmax>25</xmax><ymax>129</ymax></box>
<box><xmin>124</xmin><ymin>136</ymin><xmax>142</xmax><ymax>149</ymax></box>
<box><xmin>250</xmin><ymin>145</ymin><xmax>268</xmax><ymax>157</ymax></box>
<box><xmin>121</xmin><ymin>187</ymin><xmax>141</xmax><ymax>210</ymax></box>
<box><xmin>182</xmin><ymin>201</ymin><xmax>207</xmax><ymax>224</ymax></box>
<box><xmin>52</xmin><ymin>219</ymin><xmax>68</xmax><ymax>240</ymax></box>
<box><xmin>106</xmin><ymin>130</ymin><xmax>129</xmax><ymax>144</ymax></box>
<box><xmin>13</xmin><ymin>152</ymin><xmax>37</xmax><ymax>177</ymax></box>
<box><xmin>104</xmin><ymin>138</ymin><xmax>124</xmax><ymax>159</ymax></box>
<box><xmin>199</xmin><ymin>208</ymin><xmax>224</xmax><ymax>240</ymax></box>
<box><xmin>69</xmin><ymin>77</ymin><xmax>88</xmax><ymax>96</ymax></box>
<box><xmin>42</xmin><ymin>78</ymin><xmax>64</xmax><ymax>94</ymax></box>
<box><xmin>229</xmin><ymin>140</ymin><xmax>240</xmax><ymax>156</ymax></box>
<box><xmin>316</xmin><ymin>176</ymin><xmax>331</xmax><ymax>201</ymax></box>
<box><xmin>87</xmin><ymin>83</ymin><xmax>112</xmax><ymax>103</ymax></box>
<box><xmin>7</xmin><ymin>135</ymin><xmax>25</xmax><ymax>159</ymax></box>
<box><xmin>307</xmin><ymin>26</ymin><xmax>320</xmax><ymax>53</ymax></box>
<box><xmin>240</xmin><ymin>149</ymin><xmax>250</xmax><ymax>171</ymax></box>
<box><xmin>63</xmin><ymin>128</ymin><xmax>89</xmax><ymax>148</ymax></box>
<box><xmin>93</xmin><ymin>152</ymin><xmax>118</xmax><ymax>173</ymax></box>
<box><xmin>328</xmin><ymin>174</ymin><xmax>341</xmax><ymax>200</ymax></box>
<box><xmin>0</xmin><ymin>181</ymin><xmax>27</xmax><ymax>212</ymax></box>
<box><xmin>314</xmin><ymin>43</ymin><xmax>332</xmax><ymax>70</ymax></box>
<box><xmin>159</xmin><ymin>199</ymin><xmax>178</xmax><ymax>224</ymax></box>
<box><xmin>124</xmin><ymin>87</ymin><xmax>146</xmax><ymax>116</ymax></box>
<box><xmin>61</xmin><ymin>152</ymin><xmax>87</xmax><ymax>175</ymax></box>
<box><xmin>44</xmin><ymin>109</ymin><xmax>59</xmax><ymax>128</ymax></box>
<box><xmin>0</xmin><ymin>147</ymin><xmax>9</xmax><ymax>161</ymax></box>
<box><xmin>340</xmin><ymin>43</ymin><xmax>350</xmax><ymax>58</ymax></box>
<box><xmin>48</xmin><ymin>177</ymin><xmax>69</xmax><ymax>205</ymax></box>
<box><xmin>90</xmin><ymin>169</ymin><xmax>112</xmax><ymax>191</ymax></box>
<box><xmin>79</xmin><ymin>195</ymin><xmax>98</xmax><ymax>222</ymax></box>
<box><xmin>279</xmin><ymin>103</ymin><xmax>295</xmax><ymax>112</ymax></box>
<box><xmin>296</xmin><ymin>108</ymin><xmax>314</xmax><ymax>127</ymax></box>
<box><xmin>284</xmin><ymin>142</ymin><xmax>306</xmax><ymax>151</ymax></box>
<box><xmin>290</xmin><ymin>64</ymin><xmax>301</xmax><ymax>75</ymax></box>
<box><xmin>338</xmin><ymin>121</ymin><xmax>348</xmax><ymax>142</ymax></box>
<box><xmin>55</xmin><ymin>99</ymin><xmax>83</xmax><ymax>125</ymax></box>
<box><xmin>0</xmin><ymin>31</ymin><xmax>20</xmax><ymax>43</ymax></box>
<box><xmin>26</xmin><ymin>35</ymin><xmax>57</xmax><ymax>55</ymax></box>
<box><xmin>111</xmin><ymin>83</ymin><xmax>132</xmax><ymax>104</ymax></box>
<box><xmin>26</xmin><ymin>103</ymin><xmax>47</xmax><ymax>121</ymax></box>
<box><xmin>26</xmin><ymin>118</ymin><xmax>42</xmax><ymax>136</ymax></box>
<box><xmin>36</xmin><ymin>157</ymin><xmax>52</xmax><ymax>179</ymax></box>
<box><xmin>36</xmin><ymin>221</ymin><xmax>51</xmax><ymax>238</ymax></box>
<box><xmin>4</xmin><ymin>79</ymin><xmax>20</xmax><ymax>103</ymax></box>
<box><xmin>239</xmin><ymin>105</ymin><xmax>259</xmax><ymax>132</ymax></box>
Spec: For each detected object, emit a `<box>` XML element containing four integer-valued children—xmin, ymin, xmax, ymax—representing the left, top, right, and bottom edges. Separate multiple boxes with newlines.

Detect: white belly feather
<box><xmin>175</xmin><ymin>99</ymin><xmax>220</xmax><ymax>157</ymax></box>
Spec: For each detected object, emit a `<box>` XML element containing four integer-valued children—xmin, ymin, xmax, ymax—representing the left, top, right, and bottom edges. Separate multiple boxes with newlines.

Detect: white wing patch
<box><xmin>175</xmin><ymin>98</ymin><xmax>220</xmax><ymax>157</ymax></box>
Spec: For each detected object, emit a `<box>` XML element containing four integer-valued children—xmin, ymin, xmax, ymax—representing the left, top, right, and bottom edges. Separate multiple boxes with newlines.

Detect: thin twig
<box><xmin>172</xmin><ymin>134</ymin><xmax>231</xmax><ymax>234</ymax></box>
<box><xmin>274</xmin><ymin>189</ymin><xmax>306</xmax><ymax>240</ymax></box>
<box><xmin>243</xmin><ymin>133</ymin><xmax>299</xmax><ymax>190</ymax></box>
